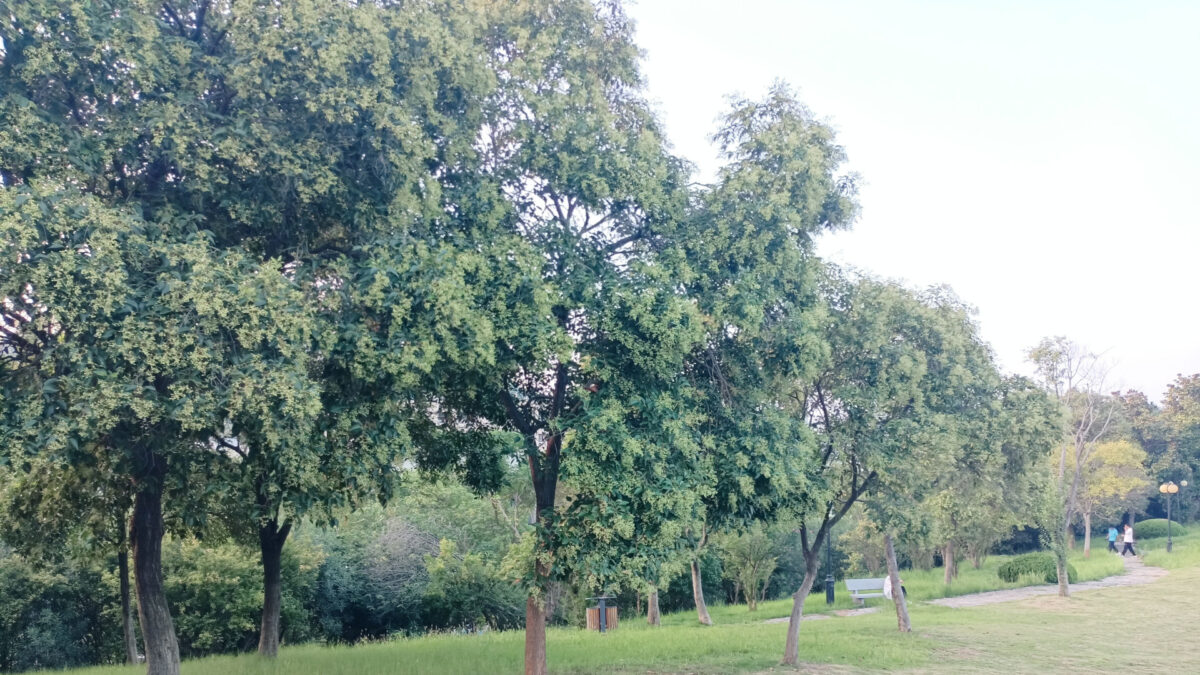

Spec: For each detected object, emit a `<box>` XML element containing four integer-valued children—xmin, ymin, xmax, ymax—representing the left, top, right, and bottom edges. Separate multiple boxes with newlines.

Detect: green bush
<box><xmin>997</xmin><ymin>553</ymin><xmax>1077</xmax><ymax>584</ymax></box>
<box><xmin>1133</xmin><ymin>519</ymin><xmax>1187</xmax><ymax>540</ymax></box>
<box><xmin>421</xmin><ymin>540</ymin><xmax>524</xmax><ymax>631</ymax></box>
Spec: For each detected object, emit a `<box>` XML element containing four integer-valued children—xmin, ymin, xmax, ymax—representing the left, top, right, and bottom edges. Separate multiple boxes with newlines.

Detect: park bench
<box><xmin>844</xmin><ymin>577</ymin><xmax>886</xmax><ymax>605</ymax></box>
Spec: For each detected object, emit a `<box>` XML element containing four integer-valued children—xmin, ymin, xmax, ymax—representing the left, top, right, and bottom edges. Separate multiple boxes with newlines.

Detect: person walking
<box><xmin>1107</xmin><ymin>526</ymin><xmax>1120</xmax><ymax>553</ymax></box>
<box><xmin>1121</xmin><ymin>523</ymin><xmax>1136</xmax><ymax>556</ymax></box>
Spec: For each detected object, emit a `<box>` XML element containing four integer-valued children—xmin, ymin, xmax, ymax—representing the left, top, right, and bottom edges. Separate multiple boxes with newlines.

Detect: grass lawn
<box><xmin>49</xmin><ymin>548</ymin><xmax>1169</xmax><ymax>674</ymax></box>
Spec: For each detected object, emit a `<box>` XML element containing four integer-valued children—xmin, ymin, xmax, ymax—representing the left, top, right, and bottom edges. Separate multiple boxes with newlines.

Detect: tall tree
<box><xmin>0</xmin><ymin>188</ymin><xmax>321</xmax><ymax>675</ymax></box>
<box><xmin>1027</xmin><ymin>336</ymin><xmax>1117</xmax><ymax>596</ymax></box>
<box><xmin>671</xmin><ymin>85</ymin><xmax>858</xmax><ymax>626</ymax></box>
<box><xmin>2</xmin><ymin>0</ymin><xmax>531</xmax><ymax>662</ymax></box>
<box><xmin>781</xmin><ymin>275</ymin><xmax>1005</xmax><ymax>664</ymax></box>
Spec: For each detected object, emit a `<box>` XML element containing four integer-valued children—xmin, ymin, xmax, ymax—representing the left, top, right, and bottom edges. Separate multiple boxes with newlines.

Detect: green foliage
<box><xmin>1133</xmin><ymin>519</ymin><xmax>1187</xmax><ymax>539</ymax></box>
<box><xmin>162</xmin><ymin>536</ymin><xmax>322</xmax><ymax>658</ymax></box>
<box><xmin>716</xmin><ymin>527</ymin><xmax>778</xmax><ymax>611</ymax></box>
<box><xmin>996</xmin><ymin>553</ymin><xmax>1076</xmax><ymax>584</ymax></box>
<box><xmin>0</xmin><ymin>547</ymin><xmax>122</xmax><ymax>672</ymax></box>
<box><xmin>421</xmin><ymin>540</ymin><xmax>524</xmax><ymax>631</ymax></box>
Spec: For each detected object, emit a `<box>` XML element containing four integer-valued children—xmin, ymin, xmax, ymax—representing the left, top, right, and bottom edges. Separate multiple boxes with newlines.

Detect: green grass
<box><xmin>1140</xmin><ymin>529</ymin><xmax>1200</xmax><ymax>569</ymax></box>
<box><xmin>43</xmin><ymin>548</ymin><xmax>1146</xmax><ymax>674</ymax></box>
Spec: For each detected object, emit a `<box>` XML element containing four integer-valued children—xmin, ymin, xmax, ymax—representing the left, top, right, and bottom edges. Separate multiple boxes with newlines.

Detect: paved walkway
<box><xmin>928</xmin><ymin>554</ymin><xmax>1166</xmax><ymax>608</ymax></box>
<box><xmin>762</xmin><ymin>555</ymin><xmax>1166</xmax><ymax>623</ymax></box>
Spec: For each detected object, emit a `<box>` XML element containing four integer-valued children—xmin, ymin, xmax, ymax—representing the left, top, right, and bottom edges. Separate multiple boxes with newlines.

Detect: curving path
<box><xmin>927</xmin><ymin>554</ymin><xmax>1167</xmax><ymax>608</ymax></box>
<box><xmin>762</xmin><ymin>555</ymin><xmax>1167</xmax><ymax>624</ymax></box>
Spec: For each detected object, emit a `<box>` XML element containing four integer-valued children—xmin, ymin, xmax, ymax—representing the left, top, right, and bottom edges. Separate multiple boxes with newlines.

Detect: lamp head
<box><xmin>1161</xmin><ymin>484</ymin><xmax>1169</xmax><ymax>494</ymax></box>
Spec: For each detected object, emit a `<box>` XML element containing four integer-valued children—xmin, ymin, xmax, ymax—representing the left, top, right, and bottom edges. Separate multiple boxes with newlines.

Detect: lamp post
<box><xmin>1159</xmin><ymin>480</ymin><xmax>1187</xmax><ymax>553</ymax></box>
<box><xmin>825</xmin><ymin>537</ymin><xmax>835</xmax><ymax>605</ymax></box>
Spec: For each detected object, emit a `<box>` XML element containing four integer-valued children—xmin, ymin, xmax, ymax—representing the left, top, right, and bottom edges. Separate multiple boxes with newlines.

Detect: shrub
<box><xmin>1133</xmin><ymin>519</ymin><xmax>1187</xmax><ymax>540</ymax></box>
<box><xmin>421</xmin><ymin>540</ymin><xmax>524</xmax><ymax>631</ymax></box>
<box><xmin>997</xmin><ymin>553</ymin><xmax>1077</xmax><ymax>584</ymax></box>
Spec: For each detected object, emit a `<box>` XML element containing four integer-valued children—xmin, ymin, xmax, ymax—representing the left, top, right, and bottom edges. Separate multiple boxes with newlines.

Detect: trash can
<box><xmin>585</xmin><ymin>595</ymin><xmax>618</xmax><ymax>632</ymax></box>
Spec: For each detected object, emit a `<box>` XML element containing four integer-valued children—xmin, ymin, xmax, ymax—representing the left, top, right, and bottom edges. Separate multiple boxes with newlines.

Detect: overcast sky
<box><xmin>625</xmin><ymin>0</ymin><xmax>1200</xmax><ymax>402</ymax></box>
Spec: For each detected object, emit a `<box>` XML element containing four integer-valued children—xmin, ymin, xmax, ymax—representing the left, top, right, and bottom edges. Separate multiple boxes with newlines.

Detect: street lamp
<box><xmin>825</xmin><ymin>537</ymin><xmax>835</xmax><ymax>605</ymax></box>
<box><xmin>1159</xmin><ymin>480</ymin><xmax>1187</xmax><ymax>553</ymax></box>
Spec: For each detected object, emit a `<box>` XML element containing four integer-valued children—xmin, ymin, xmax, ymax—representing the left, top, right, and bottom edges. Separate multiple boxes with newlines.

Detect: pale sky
<box><xmin>626</xmin><ymin>0</ymin><xmax>1200</xmax><ymax>402</ymax></box>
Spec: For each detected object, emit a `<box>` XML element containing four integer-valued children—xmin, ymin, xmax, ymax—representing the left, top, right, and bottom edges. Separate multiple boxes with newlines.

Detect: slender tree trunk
<box><xmin>782</xmin><ymin>556</ymin><xmax>820</xmax><ymax>666</ymax></box>
<box><xmin>258</xmin><ymin>518</ymin><xmax>292</xmax><ymax>657</ymax></box>
<box><xmin>1055</xmin><ymin>553</ymin><xmax>1070</xmax><ymax>597</ymax></box>
<box><xmin>942</xmin><ymin>541</ymin><xmax>956</xmax><ymax>584</ymax></box>
<box><xmin>884</xmin><ymin>534</ymin><xmax>911</xmax><ymax>632</ymax></box>
<box><xmin>690</xmin><ymin>559</ymin><xmax>713</xmax><ymax>625</ymax></box>
<box><xmin>119</xmin><ymin>547</ymin><xmax>140</xmax><ymax>665</ymax></box>
<box><xmin>1083</xmin><ymin>511</ymin><xmax>1092</xmax><ymax>559</ymax></box>
<box><xmin>1055</xmin><ymin>523</ymin><xmax>1071</xmax><ymax>598</ymax></box>
<box><xmin>131</xmin><ymin>469</ymin><xmax>180</xmax><ymax>675</ymax></box>
<box><xmin>646</xmin><ymin>589</ymin><xmax>660</xmax><ymax>626</ymax></box>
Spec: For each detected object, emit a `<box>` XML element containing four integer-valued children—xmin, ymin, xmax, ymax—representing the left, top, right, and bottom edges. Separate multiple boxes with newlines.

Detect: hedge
<box><xmin>997</xmin><ymin>552</ymin><xmax>1077</xmax><ymax>584</ymax></box>
<box><xmin>1133</xmin><ymin>519</ymin><xmax>1187</xmax><ymax>540</ymax></box>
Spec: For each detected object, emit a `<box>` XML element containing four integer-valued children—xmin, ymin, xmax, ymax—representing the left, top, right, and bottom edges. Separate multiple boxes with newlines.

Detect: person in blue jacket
<box><xmin>1107</xmin><ymin>526</ymin><xmax>1119</xmax><ymax>553</ymax></box>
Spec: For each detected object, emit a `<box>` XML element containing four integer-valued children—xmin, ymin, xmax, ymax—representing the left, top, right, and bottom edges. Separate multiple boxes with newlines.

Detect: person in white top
<box><xmin>883</xmin><ymin>575</ymin><xmax>906</xmax><ymax>600</ymax></box>
<box><xmin>1121</xmin><ymin>523</ymin><xmax>1136</xmax><ymax>556</ymax></box>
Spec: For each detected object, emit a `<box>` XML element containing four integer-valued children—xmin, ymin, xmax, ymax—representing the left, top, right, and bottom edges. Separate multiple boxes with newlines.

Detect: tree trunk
<box><xmin>646</xmin><ymin>588</ymin><xmax>661</xmax><ymax>626</ymax></box>
<box><xmin>258</xmin><ymin>518</ymin><xmax>292</xmax><ymax>657</ymax></box>
<box><xmin>522</xmin><ymin>422</ymin><xmax>562</xmax><ymax>675</ymax></box>
<box><xmin>1054</xmin><ymin>546</ymin><xmax>1071</xmax><ymax>598</ymax></box>
<box><xmin>1082</xmin><ymin>511</ymin><xmax>1092</xmax><ymax>558</ymax></box>
<box><xmin>885</xmin><ymin>534</ymin><xmax>911</xmax><ymax>632</ymax></box>
<box><xmin>131</xmin><ymin>471</ymin><xmax>180</xmax><ymax>675</ymax></box>
<box><xmin>690</xmin><ymin>560</ymin><xmax>713</xmax><ymax>625</ymax></box>
<box><xmin>118</xmin><ymin>547</ymin><xmax>139</xmax><ymax>665</ymax></box>
<box><xmin>782</xmin><ymin>557</ymin><xmax>820</xmax><ymax>666</ymax></box>
<box><xmin>942</xmin><ymin>541</ymin><xmax>956</xmax><ymax>584</ymax></box>
<box><xmin>524</xmin><ymin>593</ymin><xmax>547</xmax><ymax>675</ymax></box>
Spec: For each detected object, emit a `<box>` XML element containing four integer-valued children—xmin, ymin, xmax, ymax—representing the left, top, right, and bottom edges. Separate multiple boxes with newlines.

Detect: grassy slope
<box><xmin>48</xmin><ymin>547</ymin><xmax>1167</xmax><ymax>674</ymax></box>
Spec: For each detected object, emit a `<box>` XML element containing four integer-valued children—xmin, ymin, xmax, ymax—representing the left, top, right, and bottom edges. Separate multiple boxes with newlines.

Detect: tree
<box><xmin>717</xmin><ymin>526</ymin><xmax>777</xmax><ymax>611</ymax></box>
<box><xmin>1073</xmin><ymin>439</ymin><xmax>1152</xmax><ymax>556</ymax></box>
<box><xmin>922</xmin><ymin>375</ymin><xmax>1059</xmax><ymax>577</ymax></box>
<box><xmin>781</xmin><ymin>275</ymin><xmax>1007</xmax><ymax>664</ymax></box>
<box><xmin>670</xmin><ymin>85</ymin><xmax>857</xmax><ymax>627</ymax></box>
<box><xmin>2</xmin><ymin>0</ymin><xmax>529</xmax><ymax>663</ymax></box>
<box><xmin>0</xmin><ymin>458</ymin><xmax>140</xmax><ymax>665</ymax></box>
<box><xmin>0</xmin><ymin>189</ymin><xmax>319</xmax><ymax>675</ymax></box>
<box><xmin>1027</xmin><ymin>336</ymin><xmax>1117</xmax><ymax>596</ymax></box>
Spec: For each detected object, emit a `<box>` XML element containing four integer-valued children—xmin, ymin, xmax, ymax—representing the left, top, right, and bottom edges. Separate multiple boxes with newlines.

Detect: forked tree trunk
<box><xmin>690</xmin><ymin>560</ymin><xmax>713</xmax><ymax>625</ymax></box>
<box><xmin>646</xmin><ymin>589</ymin><xmax>660</xmax><ymax>626</ymax></box>
<box><xmin>118</xmin><ymin>547</ymin><xmax>139</xmax><ymax>665</ymax></box>
<box><xmin>782</xmin><ymin>556</ymin><xmax>820</xmax><ymax>665</ymax></box>
<box><xmin>1082</xmin><ymin>511</ymin><xmax>1092</xmax><ymax>558</ymax></box>
<box><xmin>257</xmin><ymin>518</ymin><xmax>292</xmax><ymax>657</ymax></box>
<box><xmin>884</xmin><ymin>534</ymin><xmax>911</xmax><ymax>632</ymax></box>
<box><xmin>131</xmin><ymin>467</ymin><xmax>180</xmax><ymax>675</ymax></box>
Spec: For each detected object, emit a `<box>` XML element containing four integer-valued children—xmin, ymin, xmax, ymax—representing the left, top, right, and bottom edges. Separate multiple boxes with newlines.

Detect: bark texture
<box><xmin>690</xmin><ymin>559</ymin><xmax>713</xmax><ymax>625</ymax></box>
<box><xmin>524</xmin><ymin>594</ymin><xmax>548</xmax><ymax>675</ymax></box>
<box><xmin>885</xmin><ymin>534</ymin><xmax>911</xmax><ymax>632</ymax></box>
<box><xmin>1083</xmin><ymin>511</ymin><xmax>1092</xmax><ymax>558</ymax></box>
<box><xmin>942</xmin><ymin>541</ymin><xmax>957</xmax><ymax>584</ymax></box>
<box><xmin>118</xmin><ymin>548</ymin><xmax>139</xmax><ymax>665</ymax></box>
<box><xmin>782</xmin><ymin>557</ymin><xmax>819</xmax><ymax>665</ymax></box>
<box><xmin>1055</xmin><ymin>550</ymin><xmax>1071</xmax><ymax>597</ymax></box>
<box><xmin>257</xmin><ymin>519</ymin><xmax>292</xmax><ymax>657</ymax></box>
<box><xmin>131</xmin><ymin>469</ymin><xmax>180</xmax><ymax>675</ymax></box>
<box><xmin>646</xmin><ymin>589</ymin><xmax>660</xmax><ymax>626</ymax></box>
